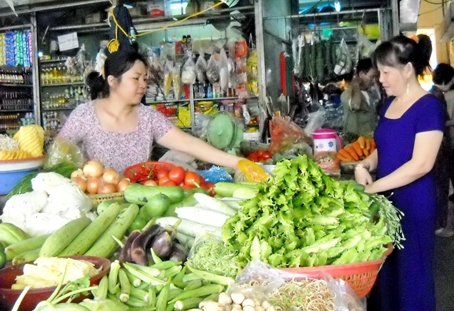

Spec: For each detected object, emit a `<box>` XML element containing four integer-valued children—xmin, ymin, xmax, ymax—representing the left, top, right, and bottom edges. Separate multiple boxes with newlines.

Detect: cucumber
<box><xmin>125</xmin><ymin>184</ymin><xmax>185</xmax><ymax>205</ymax></box>
<box><xmin>97</xmin><ymin>199</ymin><xmax>126</xmax><ymax>215</ymax></box>
<box><xmin>214</xmin><ymin>182</ymin><xmax>257</xmax><ymax>197</ymax></box>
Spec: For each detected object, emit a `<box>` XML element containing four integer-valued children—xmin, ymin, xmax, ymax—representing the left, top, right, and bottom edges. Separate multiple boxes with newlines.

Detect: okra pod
<box><xmin>174</xmin><ymin>297</ymin><xmax>204</xmax><ymax>311</ymax></box>
<box><xmin>108</xmin><ymin>260</ymin><xmax>121</xmax><ymax>294</ymax></box>
<box><xmin>119</xmin><ymin>268</ymin><xmax>131</xmax><ymax>302</ymax></box>
<box><xmin>130</xmin><ymin>287</ymin><xmax>149</xmax><ymax>302</ymax></box>
<box><xmin>183</xmin><ymin>279</ymin><xmax>202</xmax><ymax>291</ymax></box>
<box><xmin>148</xmin><ymin>285</ymin><xmax>157</xmax><ymax>308</ymax></box>
<box><xmin>126</xmin><ymin>296</ymin><xmax>149</xmax><ymax>308</ymax></box>
<box><xmin>186</xmin><ymin>265</ymin><xmax>234</xmax><ymax>286</ymax></box>
<box><xmin>156</xmin><ymin>279</ymin><xmax>171</xmax><ymax>311</ymax></box>
<box><xmin>169</xmin><ymin>284</ymin><xmax>225</xmax><ymax>304</ymax></box>
<box><xmin>151</xmin><ymin>260</ymin><xmax>181</xmax><ymax>270</ymax></box>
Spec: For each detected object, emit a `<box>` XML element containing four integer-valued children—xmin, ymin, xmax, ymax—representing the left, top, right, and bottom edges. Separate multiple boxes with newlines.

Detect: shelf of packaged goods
<box><xmin>41</xmin><ymin>82</ymin><xmax>85</xmax><ymax>87</ymax></box>
<box><xmin>0</xmin><ymin>83</ymin><xmax>33</xmax><ymax>88</ymax></box>
<box><xmin>0</xmin><ymin>109</ymin><xmax>34</xmax><ymax>113</ymax></box>
<box><xmin>193</xmin><ymin>96</ymin><xmax>259</xmax><ymax>101</ymax></box>
<box><xmin>146</xmin><ymin>98</ymin><xmax>190</xmax><ymax>105</ymax></box>
<box><xmin>39</xmin><ymin>59</ymin><xmax>69</xmax><ymax>64</ymax></box>
<box><xmin>42</xmin><ymin>107</ymin><xmax>76</xmax><ymax>111</ymax></box>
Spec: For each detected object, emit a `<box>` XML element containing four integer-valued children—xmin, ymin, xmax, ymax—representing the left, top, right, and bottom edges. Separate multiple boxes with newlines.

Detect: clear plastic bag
<box><xmin>304</xmin><ymin>107</ymin><xmax>326</xmax><ymax>135</ymax></box>
<box><xmin>195</xmin><ymin>50</ymin><xmax>208</xmax><ymax>83</ymax></box>
<box><xmin>219</xmin><ymin>48</ymin><xmax>229</xmax><ymax>92</ymax></box>
<box><xmin>181</xmin><ymin>56</ymin><xmax>196</xmax><ymax>85</ymax></box>
<box><xmin>206</xmin><ymin>53</ymin><xmax>220</xmax><ymax>84</ymax></box>
<box><xmin>44</xmin><ymin>137</ymin><xmax>85</xmax><ymax>168</ymax></box>
<box><xmin>269</xmin><ymin>116</ymin><xmax>312</xmax><ymax>155</ymax></box>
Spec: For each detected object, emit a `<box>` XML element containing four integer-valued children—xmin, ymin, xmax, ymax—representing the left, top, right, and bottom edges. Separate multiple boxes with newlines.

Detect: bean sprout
<box><xmin>0</xmin><ymin>134</ymin><xmax>19</xmax><ymax>151</ymax></box>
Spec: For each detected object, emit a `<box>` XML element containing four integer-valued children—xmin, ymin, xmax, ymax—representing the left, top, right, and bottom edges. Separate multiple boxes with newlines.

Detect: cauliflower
<box><xmin>31</xmin><ymin>172</ymin><xmax>72</xmax><ymax>194</ymax></box>
<box><xmin>42</xmin><ymin>183</ymin><xmax>93</xmax><ymax>215</ymax></box>
<box><xmin>0</xmin><ymin>191</ymin><xmax>48</xmax><ymax>232</ymax></box>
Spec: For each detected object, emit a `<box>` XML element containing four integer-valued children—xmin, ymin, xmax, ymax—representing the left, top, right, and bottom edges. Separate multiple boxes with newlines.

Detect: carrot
<box><xmin>345</xmin><ymin>145</ymin><xmax>359</xmax><ymax>161</ymax></box>
<box><xmin>365</xmin><ymin>138</ymin><xmax>371</xmax><ymax>150</ymax></box>
<box><xmin>370</xmin><ymin>139</ymin><xmax>376</xmax><ymax>152</ymax></box>
<box><xmin>336</xmin><ymin>153</ymin><xmax>351</xmax><ymax>162</ymax></box>
<box><xmin>357</xmin><ymin>136</ymin><xmax>366</xmax><ymax>149</ymax></box>
<box><xmin>339</xmin><ymin>148</ymin><xmax>353</xmax><ymax>160</ymax></box>
<box><xmin>352</xmin><ymin>141</ymin><xmax>364</xmax><ymax>157</ymax></box>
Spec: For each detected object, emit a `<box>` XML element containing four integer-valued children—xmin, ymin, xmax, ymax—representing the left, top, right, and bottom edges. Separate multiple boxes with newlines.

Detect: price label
<box><xmin>57</xmin><ymin>32</ymin><xmax>79</xmax><ymax>51</ymax></box>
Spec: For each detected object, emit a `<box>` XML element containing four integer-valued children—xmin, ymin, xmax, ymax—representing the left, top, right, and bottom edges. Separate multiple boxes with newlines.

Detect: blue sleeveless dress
<box><xmin>368</xmin><ymin>94</ymin><xmax>445</xmax><ymax>311</ymax></box>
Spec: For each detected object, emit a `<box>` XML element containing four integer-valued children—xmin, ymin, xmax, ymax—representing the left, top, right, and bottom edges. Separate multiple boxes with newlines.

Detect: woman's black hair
<box><xmin>432</xmin><ymin>63</ymin><xmax>454</xmax><ymax>86</ymax></box>
<box><xmin>372</xmin><ymin>34</ymin><xmax>432</xmax><ymax>77</ymax></box>
<box><xmin>86</xmin><ymin>50</ymin><xmax>149</xmax><ymax>99</ymax></box>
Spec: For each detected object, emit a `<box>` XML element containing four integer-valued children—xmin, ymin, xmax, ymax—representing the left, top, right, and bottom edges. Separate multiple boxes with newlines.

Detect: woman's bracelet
<box><xmin>355</xmin><ymin>163</ymin><xmax>370</xmax><ymax>172</ymax></box>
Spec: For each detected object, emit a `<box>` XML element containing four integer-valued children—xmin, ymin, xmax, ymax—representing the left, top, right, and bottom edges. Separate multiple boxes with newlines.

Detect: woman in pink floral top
<box><xmin>59</xmin><ymin>51</ymin><xmax>242</xmax><ymax>174</ymax></box>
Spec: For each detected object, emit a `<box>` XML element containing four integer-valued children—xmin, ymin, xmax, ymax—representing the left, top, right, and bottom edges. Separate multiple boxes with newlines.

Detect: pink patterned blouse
<box><xmin>59</xmin><ymin>101</ymin><xmax>174</xmax><ymax>173</ymax></box>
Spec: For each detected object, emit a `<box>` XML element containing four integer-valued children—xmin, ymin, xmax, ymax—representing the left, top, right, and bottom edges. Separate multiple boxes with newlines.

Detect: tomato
<box><xmin>247</xmin><ymin>151</ymin><xmax>260</xmax><ymax>162</ymax></box>
<box><xmin>180</xmin><ymin>183</ymin><xmax>195</xmax><ymax>189</ymax></box>
<box><xmin>168</xmin><ymin>166</ymin><xmax>186</xmax><ymax>184</ymax></box>
<box><xmin>184</xmin><ymin>171</ymin><xmax>202</xmax><ymax>187</ymax></box>
<box><xmin>203</xmin><ymin>182</ymin><xmax>216</xmax><ymax>196</ymax></box>
<box><xmin>158</xmin><ymin>175</ymin><xmax>171</xmax><ymax>186</ymax></box>
<box><xmin>156</xmin><ymin>169</ymin><xmax>169</xmax><ymax>180</ymax></box>
<box><xmin>162</xmin><ymin>180</ymin><xmax>177</xmax><ymax>187</ymax></box>
<box><xmin>260</xmin><ymin>151</ymin><xmax>272</xmax><ymax>161</ymax></box>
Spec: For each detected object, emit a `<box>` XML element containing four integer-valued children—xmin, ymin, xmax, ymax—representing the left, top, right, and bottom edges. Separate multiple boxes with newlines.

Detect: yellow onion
<box><xmin>86</xmin><ymin>177</ymin><xmax>101</xmax><ymax>194</ymax></box>
<box><xmin>70</xmin><ymin>169</ymin><xmax>84</xmax><ymax>179</ymax></box>
<box><xmin>71</xmin><ymin>176</ymin><xmax>87</xmax><ymax>192</ymax></box>
<box><xmin>98</xmin><ymin>183</ymin><xmax>117</xmax><ymax>194</ymax></box>
<box><xmin>83</xmin><ymin>160</ymin><xmax>104</xmax><ymax>178</ymax></box>
<box><xmin>103</xmin><ymin>167</ymin><xmax>120</xmax><ymax>185</ymax></box>
<box><xmin>117</xmin><ymin>178</ymin><xmax>131</xmax><ymax>192</ymax></box>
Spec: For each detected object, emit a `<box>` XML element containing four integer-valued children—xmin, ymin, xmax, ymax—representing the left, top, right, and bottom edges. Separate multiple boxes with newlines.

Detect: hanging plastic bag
<box><xmin>206</xmin><ymin>53</ymin><xmax>220</xmax><ymax>84</ymax></box>
<box><xmin>172</xmin><ymin>64</ymin><xmax>182</xmax><ymax>99</ymax></box>
<box><xmin>181</xmin><ymin>56</ymin><xmax>196</xmax><ymax>85</ymax></box>
<box><xmin>219</xmin><ymin>48</ymin><xmax>229</xmax><ymax>92</ymax></box>
<box><xmin>195</xmin><ymin>50</ymin><xmax>207</xmax><ymax>83</ymax></box>
<box><xmin>269</xmin><ymin>116</ymin><xmax>312</xmax><ymax>155</ymax></box>
<box><xmin>163</xmin><ymin>61</ymin><xmax>173</xmax><ymax>97</ymax></box>
<box><xmin>334</xmin><ymin>38</ymin><xmax>352</xmax><ymax>75</ymax></box>
<box><xmin>44</xmin><ymin>137</ymin><xmax>85</xmax><ymax>168</ymax></box>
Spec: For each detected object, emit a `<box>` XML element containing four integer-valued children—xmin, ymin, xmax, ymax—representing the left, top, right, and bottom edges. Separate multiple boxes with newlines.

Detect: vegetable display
<box><xmin>222</xmin><ymin>155</ymin><xmax>404</xmax><ymax>268</ymax></box>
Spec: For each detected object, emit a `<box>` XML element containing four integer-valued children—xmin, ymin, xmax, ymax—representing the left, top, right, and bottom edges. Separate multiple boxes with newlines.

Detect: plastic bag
<box><xmin>196</xmin><ymin>165</ymin><xmax>233</xmax><ymax>183</ymax></box>
<box><xmin>232</xmin><ymin>260</ymin><xmax>366</xmax><ymax>311</ymax></box>
<box><xmin>181</xmin><ymin>56</ymin><xmax>196</xmax><ymax>85</ymax></box>
<box><xmin>172</xmin><ymin>64</ymin><xmax>182</xmax><ymax>99</ymax></box>
<box><xmin>269</xmin><ymin>116</ymin><xmax>312</xmax><ymax>155</ymax></box>
<box><xmin>206</xmin><ymin>53</ymin><xmax>220</xmax><ymax>84</ymax></box>
<box><xmin>44</xmin><ymin>137</ymin><xmax>85</xmax><ymax>168</ymax></box>
<box><xmin>304</xmin><ymin>107</ymin><xmax>326</xmax><ymax>135</ymax></box>
<box><xmin>314</xmin><ymin>151</ymin><xmax>340</xmax><ymax>177</ymax></box>
<box><xmin>163</xmin><ymin>61</ymin><xmax>173</xmax><ymax>97</ymax></box>
<box><xmin>195</xmin><ymin>50</ymin><xmax>207</xmax><ymax>83</ymax></box>
<box><xmin>334</xmin><ymin>38</ymin><xmax>352</xmax><ymax>76</ymax></box>
<box><xmin>219</xmin><ymin>48</ymin><xmax>229</xmax><ymax>92</ymax></box>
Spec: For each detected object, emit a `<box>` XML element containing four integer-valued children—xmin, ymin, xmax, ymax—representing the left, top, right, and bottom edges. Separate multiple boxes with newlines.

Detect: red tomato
<box><xmin>203</xmin><ymin>182</ymin><xmax>216</xmax><ymax>196</ymax></box>
<box><xmin>162</xmin><ymin>180</ymin><xmax>177</xmax><ymax>186</ymax></box>
<box><xmin>156</xmin><ymin>169</ymin><xmax>169</xmax><ymax>180</ymax></box>
<box><xmin>168</xmin><ymin>167</ymin><xmax>186</xmax><ymax>184</ymax></box>
<box><xmin>158</xmin><ymin>175</ymin><xmax>171</xmax><ymax>186</ymax></box>
<box><xmin>247</xmin><ymin>151</ymin><xmax>260</xmax><ymax>162</ymax></box>
<box><xmin>260</xmin><ymin>151</ymin><xmax>272</xmax><ymax>161</ymax></box>
<box><xmin>184</xmin><ymin>171</ymin><xmax>202</xmax><ymax>187</ymax></box>
<box><xmin>180</xmin><ymin>183</ymin><xmax>195</xmax><ymax>189</ymax></box>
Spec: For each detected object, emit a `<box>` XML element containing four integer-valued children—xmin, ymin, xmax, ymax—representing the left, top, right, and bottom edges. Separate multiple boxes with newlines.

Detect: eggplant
<box><xmin>119</xmin><ymin>230</ymin><xmax>141</xmax><ymax>263</ymax></box>
<box><xmin>130</xmin><ymin>224</ymin><xmax>163</xmax><ymax>265</ymax></box>
<box><xmin>169</xmin><ymin>242</ymin><xmax>189</xmax><ymax>262</ymax></box>
<box><xmin>150</xmin><ymin>230</ymin><xmax>174</xmax><ymax>260</ymax></box>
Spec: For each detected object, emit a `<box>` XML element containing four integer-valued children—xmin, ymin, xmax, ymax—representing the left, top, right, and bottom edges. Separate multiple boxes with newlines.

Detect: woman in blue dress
<box><xmin>354</xmin><ymin>35</ymin><xmax>445</xmax><ymax>311</ymax></box>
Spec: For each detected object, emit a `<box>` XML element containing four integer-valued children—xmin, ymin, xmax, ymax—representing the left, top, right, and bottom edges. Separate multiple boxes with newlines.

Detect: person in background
<box><xmin>432</xmin><ymin>63</ymin><xmax>454</xmax><ymax>237</ymax></box>
<box><xmin>340</xmin><ymin>58</ymin><xmax>380</xmax><ymax>136</ymax></box>
<box><xmin>58</xmin><ymin>51</ymin><xmax>243</xmax><ymax>174</ymax></box>
<box><xmin>354</xmin><ymin>35</ymin><xmax>445</xmax><ymax>311</ymax></box>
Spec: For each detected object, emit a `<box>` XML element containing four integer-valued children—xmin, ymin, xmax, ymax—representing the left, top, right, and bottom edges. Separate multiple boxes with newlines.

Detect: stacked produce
<box><xmin>0</xmin><ymin>125</ymin><xmax>44</xmax><ymax>160</ymax></box>
<box><xmin>337</xmin><ymin>136</ymin><xmax>376</xmax><ymax>162</ymax></box>
<box><xmin>222</xmin><ymin>155</ymin><xmax>404</xmax><ymax>268</ymax></box>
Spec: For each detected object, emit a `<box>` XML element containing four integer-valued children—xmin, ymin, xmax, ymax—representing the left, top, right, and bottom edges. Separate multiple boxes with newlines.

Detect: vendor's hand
<box><xmin>354</xmin><ymin>167</ymin><xmax>373</xmax><ymax>186</ymax></box>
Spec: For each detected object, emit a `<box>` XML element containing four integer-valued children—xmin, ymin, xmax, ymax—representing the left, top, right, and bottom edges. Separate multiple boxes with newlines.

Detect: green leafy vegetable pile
<box><xmin>222</xmin><ymin>155</ymin><xmax>404</xmax><ymax>268</ymax></box>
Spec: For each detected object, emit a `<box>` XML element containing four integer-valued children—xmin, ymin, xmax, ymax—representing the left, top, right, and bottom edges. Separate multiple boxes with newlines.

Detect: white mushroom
<box><xmin>231</xmin><ymin>293</ymin><xmax>246</xmax><ymax>305</ymax></box>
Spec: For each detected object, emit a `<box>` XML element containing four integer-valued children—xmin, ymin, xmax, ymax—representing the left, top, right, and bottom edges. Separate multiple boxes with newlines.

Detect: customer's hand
<box><xmin>354</xmin><ymin>167</ymin><xmax>373</xmax><ymax>186</ymax></box>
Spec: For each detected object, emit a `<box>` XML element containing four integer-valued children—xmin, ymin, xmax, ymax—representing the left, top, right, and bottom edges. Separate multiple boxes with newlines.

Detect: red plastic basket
<box><xmin>123</xmin><ymin>161</ymin><xmax>176</xmax><ymax>183</ymax></box>
<box><xmin>280</xmin><ymin>259</ymin><xmax>385</xmax><ymax>298</ymax></box>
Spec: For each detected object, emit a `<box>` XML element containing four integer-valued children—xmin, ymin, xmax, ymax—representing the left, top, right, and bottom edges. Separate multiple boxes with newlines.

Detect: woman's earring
<box><xmin>406</xmin><ymin>82</ymin><xmax>410</xmax><ymax>95</ymax></box>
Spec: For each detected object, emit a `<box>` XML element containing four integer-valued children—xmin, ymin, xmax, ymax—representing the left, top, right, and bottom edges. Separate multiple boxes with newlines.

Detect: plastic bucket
<box><xmin>0</xmin><ymin>168</ymin><xmax>38</xmax><ymax>195</ymax></box>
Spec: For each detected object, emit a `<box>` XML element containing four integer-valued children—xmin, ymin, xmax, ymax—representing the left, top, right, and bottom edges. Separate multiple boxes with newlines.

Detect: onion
<box><xmin>98</xmin><ymin>183</ymin><xmax>117</xmax><ymax>194</ymax></box>
<box><xmin>117</xmin><ymin>178</ymin><xmax>131</xmax><ymax>192</ymax></box>
<box><xmin>143</xmin><ymin>180</ymin><xmax>158</xmax><ymax>187</ymax></box>
<box><xmin>103</xmin><ymin>167</ymin><xmax>120</xmax><ymax>185</ymax></box>
<box><xmin>83</xmin><ymin>160</ymin><xmax>104</xmax><ymax>178</ymax></box>
<box><xmin>86</xmin><ymin>177</ymin><xmax>101</xmax><ymax>194</ymax></box>
<box><xmin>71</xmin><ymin>176</ymin><xmax>87</xmax><ymax>192</ymax></box>
<box><xmin>70</xmin><ymin>169</ymin><xmax>84</xmax><ymax>179</ymax></box>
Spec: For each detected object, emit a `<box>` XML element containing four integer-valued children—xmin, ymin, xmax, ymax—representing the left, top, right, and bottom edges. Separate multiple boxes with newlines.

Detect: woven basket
<box><xmin>88</xmin><ymin>192</ymin><xmax>125</xmax><ymax>207</ymax></box>
<box><xmin>280</xmin><ymin>259</ymin><xmax>385</xmax><ymax>298</ymax></box>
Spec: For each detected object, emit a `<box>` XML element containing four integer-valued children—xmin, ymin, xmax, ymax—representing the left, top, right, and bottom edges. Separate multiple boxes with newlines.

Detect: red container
<box><xmin>123</xmin><ymin>161</ymin><xmax>176</xmax><ymax>183</ymax></box>
<box><xmin>0</xmin><ymin>256</ymin><xmax>110</xmax><ymax>311</ymax></box>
